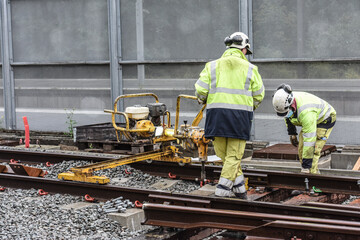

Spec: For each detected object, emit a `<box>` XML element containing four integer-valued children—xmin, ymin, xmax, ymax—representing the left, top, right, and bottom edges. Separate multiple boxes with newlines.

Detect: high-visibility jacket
<box><xmin>195</xmin><ymin>48</ymin><xmax>264</xmax><ymax>140</ymax></box>
<box><xmin>286</xmin><ymin>92</ymin><xmax>336</xmax><ymax>160</ymax></box>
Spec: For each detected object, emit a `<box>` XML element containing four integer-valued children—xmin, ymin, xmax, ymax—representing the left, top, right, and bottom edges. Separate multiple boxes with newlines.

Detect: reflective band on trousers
<box><xmin>215</xmin><ymin>187</ymin><xmax>233</xmax><ymax>197</ymax></box>
<box><xmin>303</xmin><ymin>132</ymin><xmax>316</xmax><ymax>139</ymax></box>
<box><xmin>232</xmin><ymin>175</ymin><xmax>246</xmax><ymax>194</ymax></box>
<box><xmin>304</xmin><ymin>141</ymin><xmax>316</xmax><ymax>147</ymax></box>
<box><xmin>218</xmin><ymin>177</ymin><xmax>233</xmax><ymax>188</ymax></box>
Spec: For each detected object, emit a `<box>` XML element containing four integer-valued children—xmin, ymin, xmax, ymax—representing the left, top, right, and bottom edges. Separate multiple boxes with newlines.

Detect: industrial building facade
<box><xmin>0</xmin><ymin>0</ymin><xmax>359</xmax><ymax>144</ymax></box>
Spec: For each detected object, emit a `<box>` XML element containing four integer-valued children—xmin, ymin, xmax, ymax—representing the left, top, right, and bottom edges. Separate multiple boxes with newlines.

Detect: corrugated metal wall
<box><xmin>0</xmin><ymin>0</ymin><xmax>359</xmax><ymax>144</ymax></box>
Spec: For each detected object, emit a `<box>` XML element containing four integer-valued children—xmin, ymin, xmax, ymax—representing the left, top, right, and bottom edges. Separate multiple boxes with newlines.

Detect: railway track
<box><xmin>2</xmin><ymin>148</ymin><xmax>360</xmax><ymax>195</ymax></box>
<box><xmin>1</xmin><ymin>148</ymin><xmax>360</xmax><ymax>239</ymax></box>
<box><xmin>1</xmin><ymin>173</ymin><xmax>360</xmax><ymax>239</ymax></box>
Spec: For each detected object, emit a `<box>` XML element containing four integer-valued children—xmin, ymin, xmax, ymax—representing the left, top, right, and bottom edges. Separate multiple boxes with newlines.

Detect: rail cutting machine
<box><xmin>58</xmin><ymin>93</ymin><xmax>210</xmax><ymax>184</ymax></box>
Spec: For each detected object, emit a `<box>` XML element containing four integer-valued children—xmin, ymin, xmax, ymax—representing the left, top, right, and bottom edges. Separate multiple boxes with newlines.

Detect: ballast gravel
<box><xmin>39</xmin><ymin>160</ymin><xmax>201</xmax><ymax>192</ymax></box>
<box><xmin>0</xmin><ymin>188</ymin><xmax>150</xmax><ymax>240</ymax></box>
<box><xmin>0</xmin><ymin>146</ymin><xmax>203</xmax><ymax>239</ymax></box>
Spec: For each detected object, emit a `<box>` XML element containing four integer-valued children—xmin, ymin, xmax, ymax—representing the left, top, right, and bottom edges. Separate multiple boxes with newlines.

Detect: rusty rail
<box><xmin>1</xmin><ymin>174</ymin><xmax>360</xmax><ymax>222</ymax></box>
<box><xmin>252</xmin><ymin>143</ymin><xmax>336</xmax><ymax>160</ymax></box>
<box><xmin>1</xmin><ymin>149</ymin><xmax>360</xmax><ymax>195</ymax></box>
<box><xmin>142</xmin><ymin>203</ymin><xmax>360</xmax><ymax>239</ymax></box>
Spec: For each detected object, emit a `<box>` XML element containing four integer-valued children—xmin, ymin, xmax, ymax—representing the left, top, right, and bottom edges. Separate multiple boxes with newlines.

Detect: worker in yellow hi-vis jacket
<box><xmin>195</xmin><ymin>32</ymin><xmax>264</xmax><ymax>199</ymax></box>
<box><xmin>272</xmin><ymin>84</ymin><xmax>336</xmax><ymax>174</ymax></box>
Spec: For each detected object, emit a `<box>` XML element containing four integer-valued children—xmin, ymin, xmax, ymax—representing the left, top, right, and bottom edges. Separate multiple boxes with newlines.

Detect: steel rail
<box><xmin>245</xmin><ymin>168</ymin><xmax>360</xmax><ymax>195</ymax></box>
<box><xmin>1</xmin><ymin>174</ymin><xmax>360</xmax><ymax>222</ymax></box>
<box><xmin>0</xmin><ymin>149</ymin><xmax>110</xmax><ymax>163</ymax></box>
<box><xmin>302</xmin><ymin>202</ymin><xmax>360</xmax><ymax>212</ymax></box>
<box><xmin>131</xmin><ymin>162</ymin><xmax>360</xmax><ymax>195</ymax></box>
<box><xmin>142</xmin><ymin>203</ymin><xmax>360</xmax><ymax>238</ymax></box>
<box><xmin>1</xmin><ymin>149</ymin><xmax>360</xmax><ymax>195</ymax></box>
<box><xmin>246</xmin><ymin>220</ymin><xmax>360</xmax><ymax>239</ymax></box>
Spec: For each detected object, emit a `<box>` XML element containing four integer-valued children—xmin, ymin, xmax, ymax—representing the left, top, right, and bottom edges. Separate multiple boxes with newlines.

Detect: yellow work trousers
<box><xmin>213</xmin><ymin>137</ymin><xmax>246</xmax><ymax>181</ymax></box>
<box><xmin>298</xmin><ymin>117</ymin><xmax>335</xmax><ymax>174</ymax></box>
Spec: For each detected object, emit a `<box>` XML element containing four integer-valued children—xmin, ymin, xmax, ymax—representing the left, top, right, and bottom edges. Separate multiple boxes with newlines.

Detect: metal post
<box><xmin>108</xmin><ymin>0</ymin><xmax>123</xmax><ymax>111</ymax></box>
<box><xmin>136</xmin><ymin>0</ymin><xmax>145</xmax><ymax>88</ymax></box>
<box><xmin>1</xmin><ymin>0</ymin><xmax>16</xmax><ymax>129</ymax></box>
<box><xmin>239</xmin><ymin>0</ymin><xmax>249</xmax><ymax>35</ymax></box>
<box><xmin>240</xmin><ymin>0</ymin><xmax>255</xmax><ymax>140</ymax></box>
<box><xmin>296</xmin><ymin>0</ymin><xmax>305</xmax><ymax>78</ymax></box>
<box><xmin>297</xmin><ymin>0</ymin><xmax>304</xmax><ymax>58</ymax></box>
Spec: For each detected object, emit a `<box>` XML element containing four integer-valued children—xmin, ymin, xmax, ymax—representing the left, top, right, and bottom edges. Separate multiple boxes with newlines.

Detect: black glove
<box><xmin>290</xmin><ymin>135</ymin><xmax>299</xmax><ymax>147</ymax></box>
<box><xmin>286</xmin><ymin>118</ymin><xmax>297</xmax><ymax>135</ymax></box>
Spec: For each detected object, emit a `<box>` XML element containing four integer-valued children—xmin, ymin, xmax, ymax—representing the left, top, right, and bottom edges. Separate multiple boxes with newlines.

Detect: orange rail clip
<box><xmin>10</xmin><ymin>159</ymin><xmax>18</xmax><ymax>164</ymax></box>
<box><xmin>84</xmin><ymin>194</ymin><xmax>96</xmax><ymax>202</ymax></box>
<box><xmin>135</xmin><ymin>200</ymin><xmax>143</xmax><ymax>208</ymax></box>
<box><xmin>38</xmin><ymin>189</ymin><xmax>49</xmax><ymax>196</ymax></box>
<box><xmin>168</xmin><ymin>172</ymin><xmax>177</xmax><ymax>179</ymax></box>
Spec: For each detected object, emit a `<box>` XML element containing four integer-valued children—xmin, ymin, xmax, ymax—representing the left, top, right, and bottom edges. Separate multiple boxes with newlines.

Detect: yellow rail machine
<box><xmin>58</xmin><ymin>93</ymin><xmax>210</xmax><ymax>184</ymax></box>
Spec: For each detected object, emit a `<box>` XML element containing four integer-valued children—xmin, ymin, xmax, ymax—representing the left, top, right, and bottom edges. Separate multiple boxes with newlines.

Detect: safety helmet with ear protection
<box><xmin>272</xmin><ymin>84</ymin><xmax>294</xmax><ymax>117</ymax></box>
<box><xmin>224</xmin><ymin>32</ymin><xmax>252</xmax><ymax>55</ymax></box>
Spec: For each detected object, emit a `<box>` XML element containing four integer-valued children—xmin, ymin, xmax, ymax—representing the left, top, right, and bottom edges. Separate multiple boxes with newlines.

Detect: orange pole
<box><xmin>23</xmin><ymin>116</ymin><xmax>30</xmax><ymax>148</ymax></box>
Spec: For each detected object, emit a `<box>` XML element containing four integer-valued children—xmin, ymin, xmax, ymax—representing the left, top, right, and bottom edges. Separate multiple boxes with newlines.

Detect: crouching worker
<box><xmin>195</xmin><ymin>32</ymin><xmax>264</xmax><ymax>199</ymax></box>
<box><xmin>272</xmin><ymin>84</ymin><xmax>336</xmax><ymax>174</ymax></box>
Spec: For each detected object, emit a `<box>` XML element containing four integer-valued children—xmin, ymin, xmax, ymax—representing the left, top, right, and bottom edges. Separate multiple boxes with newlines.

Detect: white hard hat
<box><xmin>224</xmin><ymin>32</ymin><xmax>252</xmax><ymax>55</ymax></box>
<box><xmin>272</xmin><ymin>84</ymin><xmax>294</xmax><ymax>117</ymax></box>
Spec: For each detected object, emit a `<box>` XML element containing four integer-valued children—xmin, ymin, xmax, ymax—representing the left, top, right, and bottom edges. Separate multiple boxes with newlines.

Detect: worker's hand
<box><xmin>197</xmin><ymin>98</ymin><xmax>206</xmax><ymax>105</ymax></box>
<box><xmin>290</xmin><ymin>135</ymin><xmax>299</xmax><ymax>147</ymax></box>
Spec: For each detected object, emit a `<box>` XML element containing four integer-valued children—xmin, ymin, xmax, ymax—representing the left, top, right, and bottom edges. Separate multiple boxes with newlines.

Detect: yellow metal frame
<box><xmin>174</xmin><ymin>95</ymin><xmax>206</xmax><ymax>137</ymax></box>
<box><xmin>59</xmin><ymin>93</ymin><xmax>209</xmax><ymax>184</ymax></box>
<box><xmin>104</xmin><ymin>93</ymin><xmax>159</xmax><ymax>141</ymax></box>
<box><xmin>58</xmin><ymin>145</ymin><xmax>191</xmax><ymax>184</ymax></box>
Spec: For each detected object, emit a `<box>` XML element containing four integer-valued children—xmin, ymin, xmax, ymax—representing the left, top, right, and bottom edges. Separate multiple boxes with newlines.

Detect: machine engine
<box><xmin>124</xmin><ymin>103</ymin><xmax>167</xmax><ymax>138</ymax></box>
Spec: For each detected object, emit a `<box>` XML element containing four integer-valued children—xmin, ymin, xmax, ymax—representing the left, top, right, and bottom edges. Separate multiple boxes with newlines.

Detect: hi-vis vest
<box><xmin>195</xmin><ymin>48</ymin><xmax>264</xmax><ymax>140</ymax></box>
<box><xmin>288</xmin><ymin>92</ymin><xmax>336</xmax><ymax>160</ymax></box>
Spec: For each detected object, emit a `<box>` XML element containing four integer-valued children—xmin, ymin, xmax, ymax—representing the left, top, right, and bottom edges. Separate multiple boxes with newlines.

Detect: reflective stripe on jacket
<box><xmin>195</xmin><ymin>48</ymin><xmax>264</xmax><ymax>140</ymax></box>
<box><xmin>287</xmin><ymin>92</ymin><xmax>336</xmax><ymax>159</ymax></box>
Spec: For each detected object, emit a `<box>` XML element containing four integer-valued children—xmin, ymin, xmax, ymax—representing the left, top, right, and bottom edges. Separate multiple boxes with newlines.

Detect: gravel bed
<box><xmin>38</xmin><ymin>160</ymin><xmax>201</xmax><ymax>192</ymax></box>
<box><xmin>0</xmin><ymin>145</ymin><xmax>203</xmax><ymax>239</ymax></box>
<box><xmin>0</xmin><ymin>145</ymin><xmax>201</xmax><ymax>192</ymax></box>
<box><xmin>0</xmin><ymin>188</ymin><xmax>152</xmax><ymax>240</ymax></box>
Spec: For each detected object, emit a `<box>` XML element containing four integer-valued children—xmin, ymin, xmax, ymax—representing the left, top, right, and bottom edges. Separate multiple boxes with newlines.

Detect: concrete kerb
<box><xmin>108</xmin><ymin>208</ymin><xmax>151</xmax><ymax>231</ymax></box>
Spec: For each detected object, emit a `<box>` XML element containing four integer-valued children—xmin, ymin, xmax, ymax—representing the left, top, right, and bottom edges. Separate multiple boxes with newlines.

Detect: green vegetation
<box><xmin>64</xmin><ymin>108</ymin><xmax>77</xmax><ymax>138</ymax></box>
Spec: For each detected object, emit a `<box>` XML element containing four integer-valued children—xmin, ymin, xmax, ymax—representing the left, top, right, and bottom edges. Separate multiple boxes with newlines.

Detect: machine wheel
<box><xmin>146</xmin><ymin>159</ymin><xmax>153</xmax><ymax>164</ymax></box>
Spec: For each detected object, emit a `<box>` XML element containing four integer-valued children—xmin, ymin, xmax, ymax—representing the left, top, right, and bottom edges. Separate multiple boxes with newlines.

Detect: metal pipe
<box><xmin>118</xmin><ymin>59</ymin><xmax>209</xmax><ymax>64</ymax></box>
<box><xmin>136</xmin><ymin>0</ymin><xmax>145</xmax><ymax>87</ymax></box>
<box><xmin>11</xmin><ymin>60</ymin><xmax>110</xmax><ymax>66</ymax></box>
<box><xmin>174</xmin><ymin>95</ymin><xmax>198</xmax><ymax>136</ymax></box>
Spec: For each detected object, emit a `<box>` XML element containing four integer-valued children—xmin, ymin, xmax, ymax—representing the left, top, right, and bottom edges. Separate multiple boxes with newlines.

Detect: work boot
<box><xmin>301</xmin><ymin>168</ymin><xmax>310</xmax><ymax>174</ymax></box>
<box><xmin>215</xmin><ymin>187</ymin><xmax>235</xmax><ymax>198</ymax></box>
<box><xmin>234</xmin><ymin>192</ymin><xmax>248</xmax><ymax>200</ymax></box>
